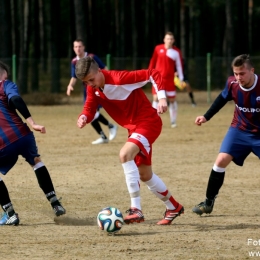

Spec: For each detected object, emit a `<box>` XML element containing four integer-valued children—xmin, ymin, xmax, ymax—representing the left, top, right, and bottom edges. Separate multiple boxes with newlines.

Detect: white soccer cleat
<box><xmin>171</xmin><ymin>123</ymin><xmax>177</xmax><ymax>128</ymax></box>
<box><xmin>92</xmin><ymin>137</ymin><xmax>109</xmax><ymax>145</ymax></box>
<box><xmin>109</xmin><ymin>125</ymin><xmax>118</xmax><ymax>141</ymax></box>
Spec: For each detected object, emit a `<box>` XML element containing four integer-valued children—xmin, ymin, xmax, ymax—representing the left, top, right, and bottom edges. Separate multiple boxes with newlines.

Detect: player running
<box><xmin>148</xmin><ymin>31</ymin><xmax>184</xmax><ymax>128</ymax></box>
<box><xmin>0</xmin><ymin>61</ymin><xmax>66</xmax><ymax>225</ymax></box>
<box><xmin>75</xmin><ymin>56</ymin><xmax>184</xmax><ymax>225</ymax></box>
<box><xmin>67</xmin><ymin>39</ymin><xmax>117</xmax><ymax>144</ymax></box>
<box><xmin>192</xmin><ymin>54</ymin><xmax>260</xmax><ymax>216</ymax></box>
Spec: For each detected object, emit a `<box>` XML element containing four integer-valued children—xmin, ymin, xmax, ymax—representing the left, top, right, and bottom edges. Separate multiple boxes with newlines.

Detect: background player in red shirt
<box><xmin>75</xmin><ymin>56</ymin><xmax>184</xmax><ymax>225</ymax></box>
<box><xmin>148</xmin><ymin>31</ymin><xmax>183</xmax><ymax>128</ymax></box>
<box><xmin>0</xmin><ymin>61</ymin><xmax>66</xmax><ymax>225</ymax></box>
<box><xmin>66</xmin><ymin>39</ymin><xmax>117</xmax><ymax>144</ymax></box>
<box><xmin>192</xmin><ymin>54</ymin><xmax>260</xmax><ymax>216</ymax></box>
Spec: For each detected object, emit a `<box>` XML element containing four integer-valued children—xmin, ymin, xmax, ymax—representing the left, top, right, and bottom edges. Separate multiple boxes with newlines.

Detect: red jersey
<box><xmin>80</xmin><ymin>69</ymin><xmax>166</xmax><ymax>131</ymax></box>
<box><xmin>148</xmin><ymin>44</ymin><xmax>184</xmax><ymax>81</ymax></box>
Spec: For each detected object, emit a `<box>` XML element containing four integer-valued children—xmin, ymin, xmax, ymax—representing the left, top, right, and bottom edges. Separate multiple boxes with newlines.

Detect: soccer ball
<box><xmin>97</xmin><ymin>207</ymin><xmax>124</xmax><ymax>233</ymax></box>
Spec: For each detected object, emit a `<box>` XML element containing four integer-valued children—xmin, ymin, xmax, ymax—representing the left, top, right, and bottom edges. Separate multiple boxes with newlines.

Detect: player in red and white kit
<box><xmin>75</xmin><ymin>56</ymin><xmax>184</xmax><ymax>225</ymax></box>
<box><xmin>148</xmin><ymin>31</ymin><xmax>184</xmax><ymax>128</ymax></box>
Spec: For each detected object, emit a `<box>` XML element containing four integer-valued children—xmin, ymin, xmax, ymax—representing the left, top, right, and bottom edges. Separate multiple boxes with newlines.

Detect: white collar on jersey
<box><xmin>239</xmin><ymin>74</ymin><xmax>258</xmax><ymax>91</ymax></box>
<box><xmin>76</xmin><ymin>52</ymin><xmax>88</xmax><ymax>60</ymax></box>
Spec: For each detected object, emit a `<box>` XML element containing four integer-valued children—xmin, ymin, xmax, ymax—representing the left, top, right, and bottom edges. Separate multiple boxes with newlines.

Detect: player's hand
<box><xmin>195</xmin><ymin>116</ymin><xmax>207</xmax><ymax>126</ymax></box>
<box><xmin>66</xmin><ymin>85</ymin><xmax>74</xmax><ymax>96</ymax></box>
<box><xmin>77</xmin><ymin>115</ymin><xmax>87</xmax><ymax>128</ymax></box>
<box><xmin>157</xmin><ymin>98</ymin><xmax>168</xmax><ymax>114</ymax></box>
<box><xmin>31</xmin><ymin>124</ymin><xmax>46</xmax><ymax>133</ymax></box>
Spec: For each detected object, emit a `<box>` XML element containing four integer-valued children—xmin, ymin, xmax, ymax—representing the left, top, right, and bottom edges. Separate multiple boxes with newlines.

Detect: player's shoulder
<box><xmin>71</xmin><ymin>57</ymin><xmax>77</xmax><ymax>64</ymax></box>
<box><xmin>227</xmin><ymin>75</ymin><xmax>237</xmax><ymax>85</ymax></box>
<box><xmin>173</xmin><ymin>45</ymin><xmax>181</xmax><ymax>52</ymax></box>
<box><xmin>155</xmin><ymin>44</ymin><xmax>164</xmax><ymax>50</ymax></box>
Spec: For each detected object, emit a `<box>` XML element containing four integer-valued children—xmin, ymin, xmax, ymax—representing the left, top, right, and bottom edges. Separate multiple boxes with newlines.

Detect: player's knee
<box><xmin>119</xmin><ymin>150</ymin><xmax>128</xmax><ymax>163</ymax></box>
<box><xmin>34</xmin><ymin>157</ymin><xmax>42</xmax><ymax>165</ymax></box>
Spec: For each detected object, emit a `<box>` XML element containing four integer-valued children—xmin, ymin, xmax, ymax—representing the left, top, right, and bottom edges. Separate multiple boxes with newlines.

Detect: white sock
<box><xmin>145</xmin><ymin>173</ymin><xmax>175</xmax><ymax>210</ymax></box>
<box><xmin>169</xmin><ymin>101</ymin><xmax>178</xmax><ymax>124</ymax></box>
<box><xmin>152</xmin><ymin>101</ymin><xmax>158</xmax><ymax>109</ymax></box>
<box><xmin>122</xmin><ymin>160</ymin><xmax>141</xmax><ymax>210</ymax></box>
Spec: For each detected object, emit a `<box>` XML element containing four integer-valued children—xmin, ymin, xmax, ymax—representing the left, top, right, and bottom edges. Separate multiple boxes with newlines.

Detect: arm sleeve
<box><xmin>9</xmin><ymin>96</ymin><xmax>31</xmax><ymax>119</ymax></box>
<box><xmin>92</xmin><ymin>54</ymin><xmax>106</xmax><ymax>69</ymax></box>
<box><xmin>71</xmin><ymin>61</ymin><xmax>77</xmax><ymax>78</ymax></box>
<box><xmin>203</xmin><ymin>93</ymin><xmax>228</xmax><ymax>121</ymax></box>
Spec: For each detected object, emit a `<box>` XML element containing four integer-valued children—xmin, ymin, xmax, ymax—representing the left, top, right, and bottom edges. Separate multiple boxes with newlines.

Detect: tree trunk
<box><xmin>248</xmin><ymin>0</ymin><xmax>253</xmax><ymax>53</ymax></box>
<box><xmin>30</xmin><ymin>0</ymin><xmax>40</xmax><ymax>92</ymax></box>
<box><xmin>17</xmin><ymin>0</ymin><xmax>30</xmax><ymax>94</ymax></box>
<box><xmin>131</xmin><ymin>0</ymin><xmax>137</xmax><ymax>69</ymax></box>
<box><xmin>74</xmin><ymin>0</ymin><xmax>87</xmax><ymax>44</ymax></box>
<box><xmin>0</xmin><ymin>0</ymin><xmax>12</xmax><ymax>62</ymax></box>
<box><xmin>49</xmin><ymin>0</ymin><xmax>60</xmax><ymax>93</ymax></box>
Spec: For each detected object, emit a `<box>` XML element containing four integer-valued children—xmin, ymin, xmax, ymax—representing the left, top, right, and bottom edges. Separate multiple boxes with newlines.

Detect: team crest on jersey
<box><xmin>256</xmin><ymin>96</ymin><xmax>260</xmax><ymax>103</ymax></box>
<box><xmin>95</xmin><ymin>91</ymin><xmax>100</xmax><ymax>96</ymax></box>
<box><xmin>160</xmin><ymin>49</ymin><xmax>164</xmax><ymax>53</ymax></box>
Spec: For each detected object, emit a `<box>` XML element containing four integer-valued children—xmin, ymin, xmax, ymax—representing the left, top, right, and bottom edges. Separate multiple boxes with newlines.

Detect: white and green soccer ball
<box><xmin>97</xmin><ymin>207</ymin><xmax>124</xmax><ymax>233</ymax></box>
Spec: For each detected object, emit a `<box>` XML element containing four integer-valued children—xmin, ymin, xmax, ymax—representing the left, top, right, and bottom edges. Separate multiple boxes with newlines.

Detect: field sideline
<box><xmin>0</xmin><ymin>91</ymin><xmax>259</xmax><ymax>260</ymax></box>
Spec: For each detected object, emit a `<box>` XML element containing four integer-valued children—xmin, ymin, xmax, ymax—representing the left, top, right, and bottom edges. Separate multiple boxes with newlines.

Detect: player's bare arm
<box><xmin>66</xmin><ymin>77</ymin><xmax>77</xmax><ymax>96</ymax></box>
<box><xmin>26</xmin><ymin>117</ymin><xmax>46</xmax><ymax>133</ymax></box>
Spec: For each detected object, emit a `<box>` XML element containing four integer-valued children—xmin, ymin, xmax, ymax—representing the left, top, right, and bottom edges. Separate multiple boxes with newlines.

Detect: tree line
<box><xmin>0</xmin><ymin>0</ymin><xmax>259</xmax><ymax>94</ymax></box>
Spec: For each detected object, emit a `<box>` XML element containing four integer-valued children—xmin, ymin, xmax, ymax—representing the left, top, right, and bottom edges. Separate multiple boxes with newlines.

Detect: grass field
<box><xmin>1</xmin><ymin>91</ymin><xmax>259</xmax><ymax>260</ymax></box>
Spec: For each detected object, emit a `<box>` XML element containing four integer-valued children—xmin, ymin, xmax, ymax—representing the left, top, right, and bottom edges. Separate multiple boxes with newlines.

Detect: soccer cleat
<box><xmin>192</xmin><ymin>102</ymin><xmax>197</xmax><ymax>107</ymax></box>
<box><xmin>91</xmin><ymin>137</ymin><xmax>109</xmax><ymax>145</ymax></box>
<box><xmin>192</xmin><ymin>200</ymin><xmax>214</xmax><ymax>216</ymax></box>
<box><xmin>53</xmin><ymin>205</ymin><xmax>66</xmax><ymax>217</ymax></box>
<box><xmin>0</xmin><ymin>212</ymin><xmax>20</xmax><ymax>226</ymax></box>
<box><xmin>109</xmin><ymin>124</ymin><xmax>118</xmax><ymax>141</ymax></box>
<box><xmin>51</xmin><ymin>197</ymin><xmax>66</xmax><ymax>217</ymax></box>
<box><xmin>124</xmin><ymin>207</ymin><xmax>144</xmax><ymax>224</ymax></box>
<box><xmin>157</xmin><ymin>204</ymin><xmax>184</xmax><ymax>225</ymax></box>
<box><xmin>171</xmin><ymin>123</ymin><xmax>177</xmax><ymax>128</ymax></box>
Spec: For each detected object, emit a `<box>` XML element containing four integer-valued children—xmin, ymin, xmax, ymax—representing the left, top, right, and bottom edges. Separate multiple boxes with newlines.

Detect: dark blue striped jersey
<box><xmin>222</xmin><ymin>74</ymin><xmax>260</xmax><ymax>133</ymax></box>
<box><xmin>70</xmin><ymin>52</ymin><xmax>106</xmax><ymax>78</ymax></box>
<box><xmin>0</xmin><ymin>80</ymin><xmax>31</xmax><ymax>149</ymax></box>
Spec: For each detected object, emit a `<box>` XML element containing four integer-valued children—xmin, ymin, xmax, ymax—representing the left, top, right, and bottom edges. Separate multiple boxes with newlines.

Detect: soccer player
<box><xmin>75</xmin><ymin>56</ymin><xmax>184</xmax><ymax>225</ymax></box>
<box><xmin>66</xmin><ymin>39</ymin><xmax>117</xmax><ymax>144</ymax></box>
<box><xmin>148</xmin><ymin>31</ymin><xmax>184</xmax><ymax>128</ymax></box>
<box><xmin>192</xmin><ymin>54</ymin><xmax>260</xmax><ymax>215</ymax></box>
<box><xmin>0</xmin><ymin>61</ymin><xmax>66</xmax><ymax>225</ymax></box>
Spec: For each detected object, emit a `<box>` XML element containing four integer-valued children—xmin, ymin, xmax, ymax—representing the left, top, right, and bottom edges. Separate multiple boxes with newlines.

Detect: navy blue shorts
<box><xmin>220</xmin><ymin>127</ymin><xmax>260</xmax><ymax>166</ymax></box>
<box><xmin>0</xmin><ymin>133</ymin><xmax>40</xmax><ymax>175</ymax></box>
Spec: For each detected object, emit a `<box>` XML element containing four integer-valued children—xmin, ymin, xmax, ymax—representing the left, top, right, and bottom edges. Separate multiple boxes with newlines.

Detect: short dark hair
<box><xmin>0</xmin><ymin>61</ymin><xmax>9</xmax><ymax>76</ymax></box>
<box><xmin>231</xmin><ymin>54</ymin><xmax>254</xmax><ymax>69</ymax></box>
<box><xmin>165</xmin><ymin>31</ymin><xmax>174</xmax><ymax>37</ymax></box>
<box><xmin>74</xmin><ymin>38</ymin><xmax>85</xmax><ymax>46</ymax></box>
<box><xmin>75</xmin><ymin>56</ymin><xmax>99</xmax><ymax>80</ymax></box>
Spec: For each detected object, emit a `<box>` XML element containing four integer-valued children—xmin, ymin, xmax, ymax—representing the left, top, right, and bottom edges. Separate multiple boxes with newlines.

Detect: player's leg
<box><xmin>185</xmin><ymin>82</ymin><xmax>196</xmax><ymax>106</ymax></box>
<box><xmin>96</xmin><ymin>107</ymin><xmax>118</xmax><ymax>141</ymax></box>
<box><xmin>20</xmin><ymin>133</ymin><xmax>66</xmax><ymax>217</ymax></box>
<box><xmin>0</xmin><ymin>149</ymin><xmax>20</xmax><ymax>225</ymax></box>
<box><xmin>0</xmin><ymin>178</ymin><xmax>20</xmax><ymax>225</ymax></box>
<box><xmin>167</xmin><ymin>95</ymin><xmax>178</xmax><ymax>128</ymax></box>
<box><xmin>151</xmin><ymin>85</ymin><xmax>158</xmax><ymax>109</ymax></box>
<box><xmin>193</xmin><ymin>127</ymin><xmax>250</xmax><ymax>215</ymax></box>
<box><xmin>91</xmin><ymin>111</ymin><xmax>109</xmax><ymax>144</ymax></box>
<box><xmin>139</xmin><ymin>164</ymin><xmax>184</xmax><ymax>225</ymax></box>
<box><xmin>120</xmin><ymin>141</ymin><xmax>144</xmax><ymax>224</ymax></box>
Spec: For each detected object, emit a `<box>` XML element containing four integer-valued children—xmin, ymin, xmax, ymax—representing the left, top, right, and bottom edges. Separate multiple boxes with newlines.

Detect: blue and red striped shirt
<box><xmin>0</xmin><ymin>80</ymin><xmax>31</xmax><ymax>149</ymax></box>
<box><xmin>222</xmin><ymin>75</ymin><xmax>260</xmax><ymax>133</ymax></box>
<box><xmin>70</xmin><ymin>52</ymin><xmax>106</xmax><ymax>78</ymax></box>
